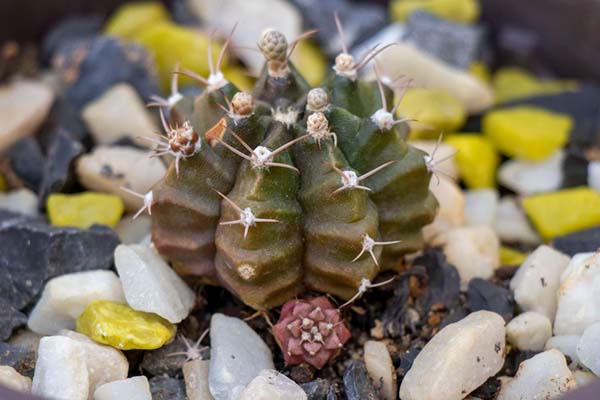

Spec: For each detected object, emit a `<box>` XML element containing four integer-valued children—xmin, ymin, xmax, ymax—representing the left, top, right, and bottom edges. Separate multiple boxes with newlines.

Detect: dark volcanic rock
<box><xmin>302</xmin><ymin>378</ymin><xmax>332</xmax><ymax>400</ymax></box>
<box><xmin>381</xmin><ymin>274</ymin><xmax>412</xmax><ymax>338</ymax></box>
<box><xmin>0</xmin><ymin>300</ymin><xmax>27</xmax><ymax>341</ymax></box>
<box><xmin>553</xmin><ymin>225</ymin><xmax>600</xmax><ymax>256</ymax></box>
<box><xmin>467</xmin><ymin>278</ymin><xmax>514</xmax><ymax>322</ymax></box>
<box><xmin>343</xmin><ymin>361</ymin><xmax>378</xmax><ymax>400</ymax></box>
<box><xmin>561</xmin><ymin>146</ymin><xmax>589</xmax><ymax>188</ymax></box>
<box><xmin>415</xmin><ymin>250</ymin><xmax>461</xmax><ymax>314</ymax></box>
<box><xmin>397</xmin><ymin>343</ymin><xmax>423</xmax><ymax>379</ymax></box>
<box><xmin>0</xmin><ymin>342</ymin><xmax>36</xmax><ymax>377</ymax></box>
<box><xmin>41</xmin><ymin>16</ymin><xmax>103</xmax><ymax>65</ymax></box>
<box><xmin>141</xmin><ymin>336</ymin><xmax>194</xmax><ymax>377</ymax></box>
<box><xmin>149</xmin><ymin>376</ymin><xmax>186</xmax><ymax>400</ymax></box>
<box><xmin>40</xmin><ymin>98</ymin><xmax>89</xmax><ymax>148</ymax></box>
<box><xmin>59</xmin><ymin>37</ymin><xmax>159</xmax><ymax>108</ymax></box>
<box><xmin>8</xmin><ymin>138</ymin><xmax>44</xmax><ymax>192</ymax></box>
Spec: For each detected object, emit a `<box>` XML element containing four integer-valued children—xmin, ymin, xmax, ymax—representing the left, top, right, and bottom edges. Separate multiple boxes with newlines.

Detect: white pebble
<box><xmin>115</xmin><ymin>215</ymin><xmax>152</xmax><ymax>244</ymax></box>
<box><xmin>399</xmin><ymin>311</ymin><xmax>506</xmax><ymax>400</ymax></box>
<box><xmin>364</xmin><ymin>341</ymin><xmax>396</xmax><ymax>400</ymax></box>
<box><xmin>573</xmin><ymin>370</ymin><xmax>597</xmax><ymax>386</ymax></box>
<box><xmin>494</xmin><ymin>196</ymin><xmax>540</xmax><ymax>244</ymax></box>
<box><xmin>498</xmin><ymin>150</ymin><xmax>563</xmax><ymax>195</ymax></box>
<box><xmin>464</xmin><ymin>189</ymin><xmax>498</xmax><ymax>227</ymax></box>
<box><xmin>587</xmin><ymin>161</ymin><xmax>600</xmax><ymax>193</ymax></box>
<box><xmin>442</xmin><ymin>226</ymin><xmax>499</xmax><ymax>285</ymax></box>
<box><xmin>115</xmin><ymin>244</ymin><xmax>195</xmax><ymax>323</ymax></box>
<box><xmin>183</xmin><ymin>359</ymin><xmax>214</xmax><ymax>400</ymax></box>
<box><xmin>0</xmin><ymin>188</ymin><xmax>38</xmax><ymax>216</ymax></box>
<box><xmin>506</xmin><ymin>312</ymin><xmax>552</xmax><ymax>351</ymax></box>
<box><xmin>497</xmin><ymin>349</ymin><xmax>576</xmax><ymax>400</ymax></box>
<box><xmin>576</xmin><ymin>322</ymin><xmax>600</xmax><ymax>376</ymax></box>
<box><xmin>93</xmin><ymin>376</ymin><xmax>152</xmax><ymax>400</ymax></box>
<box><xmin>423</xmin><ymin>176</ymin><xmax>464</xmax><ymax>245</ymax></box>
<box><xmin>32</xmin><ymin>336</ymin><xmax>89</xmax><ymax>400</ymax></box>
<box><xmin>28</xmin><ymin>270</ymin><xmax>125</xmax><ymax>335</ymax></box>
<box><xmin>554</xmin><ymin>252</ymin><xmax>600</xmax><ymax>335</ymax></box>
<box><xmin>0</xmin><ymin>365</ymin><xmax>31</xmax><ymax>393</ymax></box>
<box><xmin>510</xmin><ymin>245</ymin><xmax>571</xmax><ymax>321</ymax></box>
<box><xmin>545</xmin><ymin>335</ymin><xmax>581</xmax><ymax>370</ymax></box>
<box><xmin>239</xmin><ymin>369</ymin><xmax>307</xmax><ymax>400</ymax></box>
<box><xmin>209</xmin><ymin>313</ymin><xmax>274</xmax><ymax>400</ymax></box>
<box><xmin>82</xmin><ymin>84</ymin><xmax>158</xmax><ymax>147</ymax></box>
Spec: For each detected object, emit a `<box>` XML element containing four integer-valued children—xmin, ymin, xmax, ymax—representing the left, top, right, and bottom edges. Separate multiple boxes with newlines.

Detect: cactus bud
<box><xmin>333</xmin><ymin>53</ymin><xmax>357</xmax><ymax>80</ymax></box>
<box><xmin>231</xmin><ymin>92</ymin><xmax>254</xmax><ymax>117</ymax></box>
<box><xmin>307</xmin><ymin>88</ymin><xmax>330</xmax><ymax>112</ymax></box>
<box><xmin>259</xmin><ymin>29</ymin><xmax>288</xmax><ymax>61</ymax></box>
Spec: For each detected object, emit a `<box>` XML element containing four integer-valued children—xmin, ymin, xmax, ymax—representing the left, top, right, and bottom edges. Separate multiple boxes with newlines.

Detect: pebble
<box><xmin>374</xmin><ymin>42</ymin><xmax>493</xmax><ymax>113</ymax></box>
<box><xmin>343</xmin><ymin>361</ymin><xmax>378</xmax><ymax>400</ymax></box>
<box><xmin>554</xmin><ymin>252</ymin><xmax>600</xmax><ymax>335</ymax></box>
<box><xmin>104</xmin><ymin>2</ymin><xmax>170</xmax><ymax>40</ymax></box>
<box><xmin>499</xmin><ymin>150</ymin><xmax>564</xmax><ymax>195</ymax></box>
<box><xmin>300</xmin><ymin>378</ymin><xmax>332</xmax><ymax>400</ymax></box>
<box><xmin>32</xmin><ymin>336</ymin><xmax>89</xmax><ymax>400</ymax></box>
<box><xmin>76</xmin><ymin>300</ymin><xmax>176</xmax><ymax>350</ymax></box>
<box><xmin>576</xmin><ymin>322</ymin><xmax>600</xmax><ymax>376</ymax></box>
<box><xmin>510</xmin><ymin>245</ymin><xmax>571</xmax><ymax>321</ymax></box>
<box><xmin>414</xmin><ymin>250</ymin><xmax>461</xmax><ymax>314</ymax></box>
<box><xmin>445</xmin><ymin>134</ymin><xmax>498</xmax><ymax>189</ymax></box>
<box><xmin>41</xmin><ymin>16</ymin><xmax>102</xmax><ymax>64</ymax></box>
<box><xmin>364</xmin><ymin>341</ymin><xmax>396</xmax><ymax>400</ymax></box>
<box><xmin>464</xmin><ymin>189</ymin><xmax>498</xmax><ymax>227</ymax></box>
<box><xmin>390</xmin><ymin>0</ymin><xmax>480</xmax><ymax>24</ymax></box>
<box><xmin>443</xmin><ymin>226</ymin><xmax>500</xmax><ymax>285</ymax></box>
<box><xmin>94</xmin><ymin>376</ymin><xmax>152</xmax><ymax>400</ymax></box>
<box><xmin>115</xmin><ymin>244</ymin><xmax>195</xmax><ymax>323</ymax></box>
<box><xmin>467</xmin><ymin>278</ymin><xmax>513</xmax><ymax>322</ymax></box>
<box><xmin>483</xmin><ymin>106</ymin><xmax>572</xmax><ymax>161</ymax></box>
<box><xmin>0</xmin><ymin>342</ymin><xmax>36</xmax><ymax>377</ymax></box>
<box><xmin>60</xmin><ymin>37</ymin><xmax>158</xmax><ymax>108</ymax></box>
<box><xmin>399</xmin><ymin>311</ymin><xmax>506</xmax><ymax>400</ymax></box>
<box><xmin>0</xmin><ymin>80</ymin><xmax>54</xmax><ymax>153</ymax></box>
<box><xmin>209</xmin><ymin>313</ymin><xmax>274</xmax><ymax>399</ymax></box>
<box><xmin>499</xmin><ymin>246</ymin><xmax>529</xmax><ymax>267</ymax></box>
<box><xmin>522</xmin><ymin>187</ymin><xmax>600</xmax><ymax>240</ymax></box>
<box><xmin>423</xmin><ymin>176</ymin><xmax>464</xmax><ymax>245</ymax></box>
<box><xmin>38</xmin><ymin>129</ymin><xmax>84</xmax><ymax>202</ymax></box>
<box><xmin>506</xmin><ymin>311</ymin><xmax>552</xmax><ymax>351</ymax></box>
<box><xmin>77</xmin><ymin>145</ymin><xmax>166</xmax><ymax>212</ymax></box>
<box><xmin>82</xmin><ymin>83</ymin><xmax>159</xmax><ymax>147</ymax></box>
<box><xmin>8</xmin><ymin>137</ymin><xmax>44</xmax><ymax>191</ymax></box>
<box><xmin>115</xmin><ymin>215</ymin><xmax>151</xmax><ymax>244</ymax></box>
<box><xmin>494</xmin><ymin>196</ymin><xmax>541</xmax><ymax>245</ymax></box>
<box><xmin>411</xmin><ymin>140</ymin><xmax>458</xmax><ymax>179</ymax></box>
<box><xmin>573</xmin><ymin>370</ymin><xmax>597</xmax><ymax>386</ymax></box>
<box><xmin>492</xmin><ymin>67</ymin><xmax>577</xmax><ymax>104</ymax></box>
<box><xmin>398</xmin><ymin>88</ymin><xmax>466</xmax><ymax>140</ymax></box>
<box><xmin>545</xmin><ymin>335</ymin><xmax>581</xmax><ymax>370</ymax></box>
<box><xmin>141</xmin><ymin>335</ymin><xmax>192</xmax><ymax>377</ymax></box>
<box><xmin>183</xmin><ymin>359</ymin><xmax>213</xmax><ymax>400</ymax></box>
<box><xmin>553</xmin><ymin>225</ymin><xmax>600</xmax><ymax>256</ymax></box>
<box><xmin>405</xmin><ymin>11</ymin><xmax>483</xmax><ymax>70</ymax></box>
<box><xmin>47</xmin><ymin>192</ymin><xmax>124</xmax><ymax>229</ymax></box>
<box><xmin>240</xmin><ymin>369</ymin><xmax>307</xmax><ymax>400</ymax></box>
<box><xmin>0</xmin><ymin>365</ymin><xmax>31</xmax><ymax>393</ymax></box>
<box><xmin>587</xmin><ymin>161</ymin><xmax>600</xmax><ymax>193</ymax></box>
<box><xmin>497</xmin><ymin>349</ymin><xmax>576</xmax><ymax>400</ymax></box>
<box><xmin>149</xmin><ymin>375</ymin><xmax>187</xmax><ymax>400</ymax></box>
<box><xmin>0</xmin><ymin>189</ymin><xmax>38</xmax><ymax>216</ymax></box>
<box><xmin>61</xmin><ymin>330</ymin><xmax>129</xmax><ymax>398</ymax></box>
<box><xmin>28</xmin><ymin>270</ymin><xmax>125</xmax><ymax>335</ymax></box>
<box><xmin>186</xmin><ymin>0</ymin><xmax>301</xmax><ymax>75</ymax></box>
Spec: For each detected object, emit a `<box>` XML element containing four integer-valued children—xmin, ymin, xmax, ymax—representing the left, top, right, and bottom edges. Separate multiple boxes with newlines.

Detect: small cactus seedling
<box><xmin>147</xmin><ymin>23</ymin><xmax>437</xmax><ymax>309</ymax></box>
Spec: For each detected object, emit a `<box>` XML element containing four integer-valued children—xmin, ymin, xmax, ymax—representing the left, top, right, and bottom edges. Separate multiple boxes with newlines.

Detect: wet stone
<box><xmin>467</xmin><ymin>278</ymin><xmax>514</xmax><ymax>322</ymax></box>
<box><xmin>0</xmin><ymin>342</ymin><xmax>36</xmax><ymax>378</ymax></box>
<box><xmin>301</xmin><ymin>378</ymin><xmax>332</xmax><ymax>400</ymax></box>
<box><xmin>553</xmin><ymin>225</ymin><xmax>600</xmax><ymax>256</ymax></box>
<box><xmin>149</xmin><ymin>375</ymin><xmax>187</xmax><ymax>400</ymax></box>
<box><xmin>8</xmin><ymin>137</ymin><xmax>44</xmax><ymax>192</ymax></box>
<box><xmin>343</xmin><ymin>361</ymin><xmax>378</xmax><ymax>400</ymax></box>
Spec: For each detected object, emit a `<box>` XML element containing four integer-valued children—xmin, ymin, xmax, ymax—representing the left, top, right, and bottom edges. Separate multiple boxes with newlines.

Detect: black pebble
<box><xmin>149</xmin><ymin>375</ymin><xmax>187</xmax><ymax>400</ymax></box>
<box><xmin>343</xmin><ymin>361</ymin><xmax>378</xmax><ymax>400</ymax></box>
<box><xmin>467</xmin><ymin>278</ymin><xmax>514</xmax><ymax>322</ymax></box>
<box><xmin>41</xmin><ymin>16</ymin><xmax>103</xmax><ymax>65</ymax></box>
<box><xmin>301</xmin><ymin>378</ymin><xmax>333</xmax><ymax>400</ymax></box>
<box><xmin>415</xmin><ymin>249</ymin><xmax>461</xmax><ymax>315</ymax></box>
<box><xmin>0</xmin><ymin>342</ymin><xmax>36</xmax><ymax>377</ymax></box>
<box><xmin>8</xmin><ymin>137</ymin><xmax>45</xmax><ymax>192</ymax></box>
<box><xmin>553</xmin><ymin>225</ymin><xmax>600</xmax><ymax>256</ymax></box>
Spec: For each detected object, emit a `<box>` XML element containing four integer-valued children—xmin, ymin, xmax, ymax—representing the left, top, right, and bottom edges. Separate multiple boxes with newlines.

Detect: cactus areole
<box><xmin>148</xmin><ymin>27</ymin><xmax>438</xmax><ymax>310</ymax></box>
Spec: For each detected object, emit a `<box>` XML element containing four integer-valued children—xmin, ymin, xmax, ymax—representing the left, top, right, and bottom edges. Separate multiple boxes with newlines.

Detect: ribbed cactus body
<box><xmin>149</xmin><ymin>30</ymin><xmax>438</xmax><ymax>309</ymax></box>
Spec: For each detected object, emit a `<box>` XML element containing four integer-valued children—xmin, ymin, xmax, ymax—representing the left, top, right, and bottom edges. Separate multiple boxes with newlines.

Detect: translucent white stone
<box><xmin>114</xmin><ymin>244</ymin><xmax>195</xmax><ymax>323</ymax></box>
<box><xmin>0</xmin><ymin>365</ymin><xmax>31</xmax><ymax>393</ymax></box>
<box><xmin>506</xmin><ymin>312</ymin><xmax>552</xmax><ymax>351</ymax></box>
<box><xmin>32</xmin><ymin>336</ymin><xmax>89</xmax><ymax>400</ymax></box>
<box><xmin>240</xmin><ymin>369</ymin><xmax>307</xmax><ymax>400</ymax></box>
<box><xmin>423</xmin><ymin>177</ymin><xmax>464</xmax><ymax>245</ymax></box>
<box><xmin>573</xmin><ymin>370</ymin><xmax>597</xmax><ymax>386</ymax></box>
<box><xmin>498</xmin><ymin>150</ymin><xmax>563</xmax><ymax>195</ymax></box>
<box><xmin>28</xmin><ymin>270</ymin><xmax>125</xmax><ymax>335</ymax></box>
<box><xmin>115</xmin><ymin>215</ymin><xmax>151</xmax><ymax>244</ymax></box>
<box><xmin>497</xmin><ymin>350</ymin><xmax>576</xmax><ymax>400</ymax></box>
<box><xmin>576</xmin><ymin>322</ymin><xmax>600</xmax><ymax>376</ymax></box>
<box><xmin>209</xmin><ymin>314</ymin><xmax>274</xmax><ymax>400</ymax></box>
<box><xmin>0</xmin><ymin>188</ymin><xmax>38</xmax><ymax>216</ymax></box>
<box><xmin>183</xmin><ymin>359</ymin><xmax>214</xmax><ymax>400</ymax></box>
<box><xmin>510</xmin><ymin>245</ymin><xmax>571</xmax><ymax>321</ymax></box>
<box><xmin>554</xmin><ymin>252</ymin><xmax>600</xmax><ymax>335</ymax></box>
<box><xmin>364</xmin><ymin>340</ymin><xmax>396</xmax><ymax>400</ymax></box>
<box><xmin>464</xmin><ymin>189</ymin><xmax>498</xmax><ymax>227</ymax></box>
<box><xmin>399</xmin><ymin>311</ymin><xmax>506</xmax><ymax>400</ymax></box>
<box><xmin>587</xmin><ymin>161</ymin><xmax>600</xmax><ymax>193</ymax></box>
<box><xmin>494</xmin><ymin>196</ymin><xmax>540</xmax><ymax>245</ymax></box>
<box><xmin>93</xmin><ymin>376</ymin><xmax>152</xmax><ymax>400</ymax></box>
<box><xmin>545</xmin><ymin>335</ymin><xmax>581</xmax><ymax>370</ymax></box>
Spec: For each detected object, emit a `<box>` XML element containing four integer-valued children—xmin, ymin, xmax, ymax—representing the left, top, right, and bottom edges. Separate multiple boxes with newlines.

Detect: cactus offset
<box><xmin>148</xmin><ymin>25</ymin><xmax>437</xmax><ymax>309</ymax></box>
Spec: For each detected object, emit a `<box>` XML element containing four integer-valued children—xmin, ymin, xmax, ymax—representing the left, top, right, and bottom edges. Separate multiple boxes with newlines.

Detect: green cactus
<box><xmin>145</xmin><ymin>24</ymin><xmax>438</xmax><ymax>309</ymax></box>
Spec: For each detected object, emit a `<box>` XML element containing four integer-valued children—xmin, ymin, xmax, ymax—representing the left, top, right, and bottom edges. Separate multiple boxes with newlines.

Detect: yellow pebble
<box><xmin>77</xmin><ymin>300</ymin><xmax>176</xmax><ymax>350</ymax></box>
<box><xmin>522</xmin><ymin>187</ymin><xmax>600</xmax><ymax>241</ymax></box>
<box><xmin>47</xmin><ymin>192</ymin><xmax>124</xmax><ymax>229</ymax></box>
<box><xmin>0</xmin><ymin>173</ymin><xmax>6</xmax><ymax>192</ymax></box>
<box><xmin>289</xmin><ymin>40</ymin><xmax>327</xmax><ymax>87</ymax></box>
<box><xmin>445</xmin><ymin>133</ymin><xmax>498</xmax><ymax>188</ymax></box>
<box><xmin>499</xmin><ymin>246</ymin><xmax>529</xmax><ymax>266</ymax></box>
<box><xmin>134</xmin><ymin>22</ymin><xmax>225</xmax><ymax>92</ymax></box>
<box><xmin>493</xmin><ymin>67</ymin><xmax>578</xmax><ymax>104</ymax></box>
<box><xmin>469</xmin><ymin>61</ymin><xmax>491</xmax><ymax>84</ymax></box>
<box><xmin>483</xmin><ymin>106</ymin><xmax>572</xmax><ymax>161</ymax></box>
<box><xmin>105</xmin><ymin>1</ymin><xmax>170</xmax><ymax>40</ymax></box>
<box><xmin>390</xmin><ymin>0</ymin><xmax>480</xmax><ymax>24</ymax></box>
<box><xmin>398</xmin><ymin>88</ymin><xmax>466</xmax><ymax>140</ymax></box>
<box><xmin>223</xmin><ymin>65</ymin><xmax>255</xmax><ymax>92</ymax></box>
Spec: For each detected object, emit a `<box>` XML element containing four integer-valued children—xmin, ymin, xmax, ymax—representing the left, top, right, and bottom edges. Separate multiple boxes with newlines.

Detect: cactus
<box><xmin>143</xmin><ymin>22</ymin><xmax>437</xmax><ymax>309</ymax></box>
